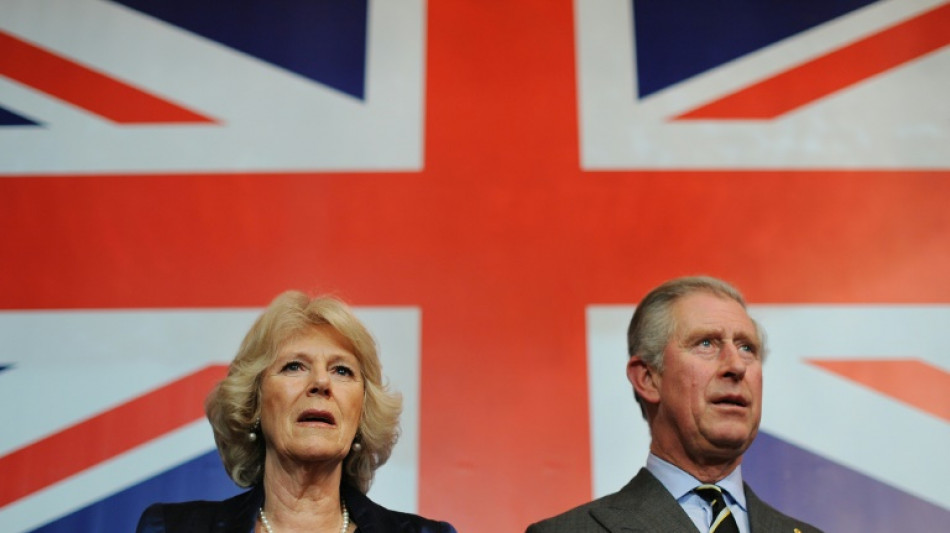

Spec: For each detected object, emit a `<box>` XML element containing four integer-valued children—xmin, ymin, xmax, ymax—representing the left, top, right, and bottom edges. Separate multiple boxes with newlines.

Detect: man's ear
<box><xmin>627</xmin><ymin>356</ymin><xmax>660</xmax><ymax>403</ymax></box>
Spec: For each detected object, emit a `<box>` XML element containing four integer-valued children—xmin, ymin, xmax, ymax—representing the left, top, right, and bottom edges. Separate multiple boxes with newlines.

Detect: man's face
<box><xmin>649</xmin><ymin>292</ymin><xmax>763</xmax><ymax>470</ymax></box>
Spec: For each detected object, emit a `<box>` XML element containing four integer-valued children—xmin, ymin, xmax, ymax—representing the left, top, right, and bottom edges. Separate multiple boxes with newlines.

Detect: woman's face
<box><xmin>259</xmin><ymin>325</ymin><xmax>364</xmax><ymax>469</ymax></box>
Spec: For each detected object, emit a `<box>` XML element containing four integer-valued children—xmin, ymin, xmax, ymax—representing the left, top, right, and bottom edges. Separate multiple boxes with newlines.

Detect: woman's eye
<box><xmin>281</xmin><ymin>361</ymin><xmax>304</xmax><ymax>372</ymax></box>
<box><xmin>332</xmin><ymin>365</ymin><xmax>354</xmax><ymax>377</ymax></box>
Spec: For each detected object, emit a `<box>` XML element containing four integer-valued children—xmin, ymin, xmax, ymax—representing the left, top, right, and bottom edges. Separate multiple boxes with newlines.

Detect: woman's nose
<box><xmin>308</xmin><ymin>369</ymin><xmax>332</xmax><ymax>396</ymax></box>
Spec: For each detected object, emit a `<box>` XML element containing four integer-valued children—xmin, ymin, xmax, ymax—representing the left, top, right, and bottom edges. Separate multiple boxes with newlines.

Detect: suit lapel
<box><xmin>745</xmin><ymin>483</ymin><xmax>796</xmax><ymax>533</ymax></box>
<box><xmin>589</xmin><ymin>469</ymin><xmax>699</xmax><ymax>533</ymax></box>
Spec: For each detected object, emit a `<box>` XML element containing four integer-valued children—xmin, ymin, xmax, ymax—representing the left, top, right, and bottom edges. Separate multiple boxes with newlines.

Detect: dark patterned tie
<box><xmin>694</xmin><ymin>484</ymin><xmax>741</xmax><ymax>533</ymax></box>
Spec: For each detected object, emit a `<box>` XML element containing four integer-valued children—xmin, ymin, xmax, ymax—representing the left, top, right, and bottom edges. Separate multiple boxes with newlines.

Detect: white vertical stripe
<box><xmin>0</xmin><ymin>306</ymin><xmax>422</xmax><ymax>527</ymax></box>
<box><xmin>588</xmin><ymin>304</ymin><xmax>950</xmax><ymax>510</ymax></box>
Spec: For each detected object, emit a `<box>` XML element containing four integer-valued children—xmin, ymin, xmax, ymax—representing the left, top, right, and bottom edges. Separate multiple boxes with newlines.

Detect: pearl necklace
<box><xmin>259</xmin><ymin>501</ymin><xmax>349</xmax><ymax>533</ymax></box>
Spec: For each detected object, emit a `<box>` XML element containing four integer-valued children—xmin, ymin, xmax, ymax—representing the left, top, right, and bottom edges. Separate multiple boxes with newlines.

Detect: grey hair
<box><xmin>627</xmin><ymin>276</ymin><xmax>765</xmax><ymax>416</ymax></box>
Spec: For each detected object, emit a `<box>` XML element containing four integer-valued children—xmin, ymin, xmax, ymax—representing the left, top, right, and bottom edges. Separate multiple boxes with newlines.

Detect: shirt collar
<box><xmin>645</xmin><ymin>453</ymin><xmax>748</xmax><ymax>511</ymax></box>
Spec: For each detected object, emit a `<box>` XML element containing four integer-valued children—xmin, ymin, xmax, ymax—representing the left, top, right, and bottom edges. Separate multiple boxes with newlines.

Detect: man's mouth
<box><xmin>297</xmin><ymin>410</ymin><xmax>336</xmax><ymax>425</ymax></box>
<box><xmin>711</xmin><ymin>395</ymin><xmax>748</xmax><ymax>408</ymax></box>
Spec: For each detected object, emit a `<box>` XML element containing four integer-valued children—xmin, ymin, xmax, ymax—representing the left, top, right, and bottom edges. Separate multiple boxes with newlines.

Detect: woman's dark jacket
<box><xmin>136</xmin><ymin>482</ymin><xmax>457</xmax><ymax>533</ymax></box>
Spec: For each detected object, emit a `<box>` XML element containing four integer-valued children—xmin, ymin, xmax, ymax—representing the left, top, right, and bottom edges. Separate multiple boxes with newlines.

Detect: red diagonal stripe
<box><xmin>677</xmin><ymin>3</ymin><xmax>950</xmax><ymax>120</ymax></box>
<box><xmin>808</xmin><ymin>359</ymin><xmax>950</xmax><ymax>422</ymax></box>
<box><xmin>0</xmin><ymin>30</ymin><xmax>215</xmax><ymax>124</ymax></box>
<box><xmin>0</xmin><ymin>364</ymin><xmax>227</xmax><ymax>507</ymax></box>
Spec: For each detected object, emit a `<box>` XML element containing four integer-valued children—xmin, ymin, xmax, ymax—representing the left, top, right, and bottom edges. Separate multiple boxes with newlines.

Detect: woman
<box><xmin>137</xmin><ymin>291</ymin><xmax>457</xmax><ymax>532</ymax></box>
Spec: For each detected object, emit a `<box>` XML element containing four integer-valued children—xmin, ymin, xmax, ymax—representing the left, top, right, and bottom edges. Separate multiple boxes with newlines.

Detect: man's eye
<box><xmin>739</xmin><ymin>344</ymin><xmax>760</xmax><ymax>358</ymax></box>
<box><xmin>699</xmin><ymin>339</ymin><xmax>713</xmax><ymax>348</ymax></box>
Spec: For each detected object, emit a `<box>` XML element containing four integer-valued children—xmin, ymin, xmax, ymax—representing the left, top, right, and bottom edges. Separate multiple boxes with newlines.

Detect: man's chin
<box><xmin>705</xmin><ymin>428</ymin><xmax>758</xmax><ymax>454</ymax></box>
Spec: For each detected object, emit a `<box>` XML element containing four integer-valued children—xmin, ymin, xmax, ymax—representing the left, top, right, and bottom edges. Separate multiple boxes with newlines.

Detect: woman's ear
<box><xmin>627</xmin><ymin>356</ymin><xmax>660</xmax><ymax>404</ymax></box>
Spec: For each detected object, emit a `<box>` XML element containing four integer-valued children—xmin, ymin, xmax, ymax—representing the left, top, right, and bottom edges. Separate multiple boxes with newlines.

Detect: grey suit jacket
<box><xmin>526</xmin><ymin>468</ymin><xmax>823</xmax><ymax>533</ymax></box>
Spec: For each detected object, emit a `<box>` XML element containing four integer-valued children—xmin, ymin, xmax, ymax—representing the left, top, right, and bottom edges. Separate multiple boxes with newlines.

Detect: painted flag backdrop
<box><xmin>1</xmin><ymin>1</ymin><xmax>948</xmax><ymax>531</ymax></box>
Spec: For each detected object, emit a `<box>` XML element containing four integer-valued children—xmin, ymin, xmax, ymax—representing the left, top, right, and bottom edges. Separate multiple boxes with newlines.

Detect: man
<box><xmin>527</xmin><ymin>276</ymin><xmax>822</xmax><ymax>533</ymax></box>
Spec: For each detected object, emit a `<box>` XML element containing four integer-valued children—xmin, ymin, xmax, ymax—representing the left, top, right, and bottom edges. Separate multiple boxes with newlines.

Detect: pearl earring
<box><xmin>248</xmin><ymin>418</ymin><xmax>260</xmax><ymax>442</ymax></box>
<box><xmin>352</xmin><ymin>440</ymin><xmax>362</xmax><ymax>452</ymax></box>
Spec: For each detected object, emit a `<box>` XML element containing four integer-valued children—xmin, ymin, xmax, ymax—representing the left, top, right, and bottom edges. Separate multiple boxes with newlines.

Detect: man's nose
<box><xmin>720</xmin><ymin>343</ymin><xmax>747</xmax><ymax>380</ymax></box>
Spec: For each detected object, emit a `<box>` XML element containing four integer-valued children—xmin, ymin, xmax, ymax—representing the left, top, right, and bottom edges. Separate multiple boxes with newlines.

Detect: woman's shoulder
<box><xmin>136</xmin><ymin>488</ymin><xmax>261</xmax><ymax>533</ymax></box>
<box><xmin>344</xmin><ymin>485</ymin><xmax>456</xmax><ymax>533</ymax></box>
<box><xmin>381</xmin><ymin>508</ymin><xmax>458</xmax><ymax>533</ymax></box>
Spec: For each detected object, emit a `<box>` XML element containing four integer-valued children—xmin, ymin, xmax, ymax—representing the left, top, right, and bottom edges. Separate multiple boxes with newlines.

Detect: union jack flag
<box><xmin>575</xmin><ymin>0</ymin><xmax>950</xmax><ymax>168</ymax></box>
<box><xmin>1</xmin><ymin>1</ymin><xmax>948</xmax><ymax>532</ymax></box>
<box><xmin>0</xmin><ymin>0</ymin><xmax>424</xmax><ymax>174</ymax></box>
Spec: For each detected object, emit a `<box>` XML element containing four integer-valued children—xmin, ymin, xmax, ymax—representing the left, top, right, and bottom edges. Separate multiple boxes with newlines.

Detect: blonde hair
<box><xmin>205</xmin><ymin>291</ymin><xmax>402</xmax><ymax>492</ymax></box>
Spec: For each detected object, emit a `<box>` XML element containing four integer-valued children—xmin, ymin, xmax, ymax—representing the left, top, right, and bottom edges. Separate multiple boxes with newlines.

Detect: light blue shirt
<box><xmin>646</xmin><ymin>453</ymin><xmax>750</xmax><ymax>533</ymax></box>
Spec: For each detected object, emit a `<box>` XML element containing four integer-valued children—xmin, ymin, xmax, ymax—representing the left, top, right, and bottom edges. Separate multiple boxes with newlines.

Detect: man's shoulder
<box><xmin>745</xmin><ymin>484</ymin><xmax>825</xmax><ymax>533</ymax></box>
<box><xmin>524</xmin><ymin>469</ymin><xmax>681</xmax><ymax>533</ymax></box>
<box><xmin>525</xmin><ymin>491</ymin><xmax>628</xmax><ymax>533</ymax></box>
